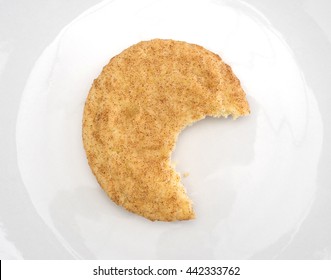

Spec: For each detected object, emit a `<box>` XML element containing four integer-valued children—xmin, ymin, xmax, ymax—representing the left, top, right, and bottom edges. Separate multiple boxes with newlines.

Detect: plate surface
<box><xmin>1</xmin><ymin>0</ymin><xmax>331</xmax><ymax>259</ymax></box>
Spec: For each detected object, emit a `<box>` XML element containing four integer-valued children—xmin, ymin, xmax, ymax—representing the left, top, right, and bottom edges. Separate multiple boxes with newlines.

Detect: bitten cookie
<box><xmin>83</xmin><ymin>39</ymin><xmax>250</xmax><ymax>221</ymax></box>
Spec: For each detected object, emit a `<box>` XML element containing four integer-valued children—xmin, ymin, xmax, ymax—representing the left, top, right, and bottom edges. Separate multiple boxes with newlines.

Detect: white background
<box><xmin>2</xmin><ymin>260</ymin><xmax>331</xmax><ymax>279</ymax></box>
<box><xmin>1</xmin><ymin>0</ymin><xmax>331</xmax><ymax>260</ymax></box>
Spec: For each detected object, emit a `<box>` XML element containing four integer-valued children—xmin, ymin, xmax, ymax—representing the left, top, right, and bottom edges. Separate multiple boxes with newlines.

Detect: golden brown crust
<box><xmin>82</xmin><ymin>39</ymin><xmax>250</xmax><ymax>221</ymax></box>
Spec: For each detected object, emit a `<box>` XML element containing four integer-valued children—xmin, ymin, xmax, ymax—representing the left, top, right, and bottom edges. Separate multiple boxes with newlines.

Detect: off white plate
<box><xmin>1</xmin><ymin>0</ymin><xmax>331</xmax><ymax>259</ymax></box>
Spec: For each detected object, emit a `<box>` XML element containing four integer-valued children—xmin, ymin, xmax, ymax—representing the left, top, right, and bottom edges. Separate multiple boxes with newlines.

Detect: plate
<box><xmin>1</xmin><ymin>0</ymin><xmax>331</xmax><ymax>259</ymax></box>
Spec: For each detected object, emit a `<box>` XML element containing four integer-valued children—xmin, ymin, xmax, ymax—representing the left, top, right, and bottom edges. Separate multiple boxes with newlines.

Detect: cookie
<box><xmin>83</xmin><ymin>39</ymin><xmax>250</xmax><ymax>221</ymax></box>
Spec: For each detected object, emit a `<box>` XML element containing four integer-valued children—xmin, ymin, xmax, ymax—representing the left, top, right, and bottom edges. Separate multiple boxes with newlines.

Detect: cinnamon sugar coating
<box><xmin>83</xmin><ymin>39</ymin><xmax>250</xmax><ymax>221</ymax></box>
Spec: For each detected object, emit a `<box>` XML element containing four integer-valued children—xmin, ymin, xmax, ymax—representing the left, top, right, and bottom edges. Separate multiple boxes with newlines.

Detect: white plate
<box><xmin>1</xmin><ymin>0</ymin><xmax>331</xmax><ymax>259</ymax></box>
